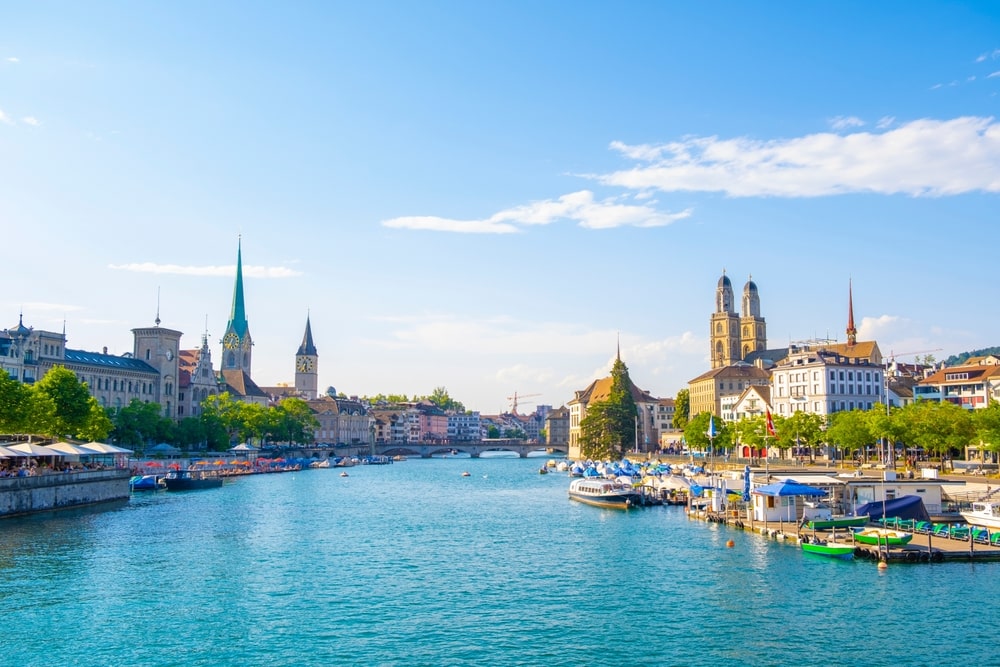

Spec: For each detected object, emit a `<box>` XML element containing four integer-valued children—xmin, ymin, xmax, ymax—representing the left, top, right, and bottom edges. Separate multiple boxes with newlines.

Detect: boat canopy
<box><xmin>854</xmin><ymin>494</ymin><xmax>930</xmax><ymax>522</ymax></box>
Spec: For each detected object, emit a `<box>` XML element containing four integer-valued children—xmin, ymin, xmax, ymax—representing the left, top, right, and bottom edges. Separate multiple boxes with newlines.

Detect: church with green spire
<box><xmin>219</xmin><ymin>237</ymin><xmax>268</xmax><ymax>405</ymax></box>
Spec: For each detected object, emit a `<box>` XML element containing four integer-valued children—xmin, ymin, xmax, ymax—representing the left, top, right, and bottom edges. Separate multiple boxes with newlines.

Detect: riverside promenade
<box><xmin>0</xmin><ymin>468</ymin><xmax>131</xmax><ymax>518</ymax></box>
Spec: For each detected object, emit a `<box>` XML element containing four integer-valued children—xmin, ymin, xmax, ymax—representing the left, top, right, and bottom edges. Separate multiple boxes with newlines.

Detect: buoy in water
<box><xmin>726</xmin><ymin>540</ymin><xmax>735</xmax><ymax>548</ymax></box>
<box><xmin>877</xmin><ymin>560</ymin><xmax>888</xmax><ymax>570</ymax></box>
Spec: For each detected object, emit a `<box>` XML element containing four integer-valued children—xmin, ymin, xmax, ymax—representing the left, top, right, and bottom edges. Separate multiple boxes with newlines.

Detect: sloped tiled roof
<box><xmin>63</xmin><ymin>349</ymin><xmax>157</xmax><ymax>373</ymax></box>
<box><xmin>918</xmin><ymin>363</ymin><xmax>1000</xmax><ymax>386</ymax></box>
<box><xmin>570</xmin><ymin>375</ymin><xmax>659</xmax><ymax>406</ymax></box>
<box><xmin>220</xmin><ymin>369</ymin><xmax>267</xmax><ymax>398</ymax></box>
<box><xmin>689</xmin><ymin>363</ymin><xmax>770</xmax><ymax>384</ymax></box>
<box><xmin>817</xmin><ymin>340</ymin><xmax>881</xmax><ymax>363</ymax></box>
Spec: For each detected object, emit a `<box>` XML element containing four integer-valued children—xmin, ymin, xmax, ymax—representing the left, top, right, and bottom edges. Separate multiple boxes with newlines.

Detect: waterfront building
<box><xmin>566</xmin><ymin>349</ymin><xmax>662</xmax><ymax>459</ymax></box>
<box><xmin>448</xmin><ymin>410</ymin><xmax>482</xmax><ymax>443</ymax></box>
<box><xmin>914</xmin><ymin>358</ymin><xmax>1000</xmax><ymax>410</ymax></box>
<box><xmin>729</xmin><ymin>385</ymin><xmax>772</xmax><ymax>422</ymax></box>
<box><xmin>177</xmin><ymin>332</ymin><xmax>222</xmax><ymax>419</ymax></box>
<box><xmin>544</xmin><ymin>406</ymin><xmax>569</xmax><ymax>448</ymax></box>
<box><xmin>1</xmin><ymin>313</ymin><xmax>181</xmax><ymax>417</ymax></box>
<box><xmin>688</xmin><ymin>363</ymin><xmax>771</xmax><ymax>419</ymax></box>
<box><xmin>769</xmin><ymin>343</ymin><xmax>884</xmax><ymax>416</ymax></box>
<box><xmin>306</xmin><ymin>395</ymin><xmax>373</xmax><ymax>447</ymax></box>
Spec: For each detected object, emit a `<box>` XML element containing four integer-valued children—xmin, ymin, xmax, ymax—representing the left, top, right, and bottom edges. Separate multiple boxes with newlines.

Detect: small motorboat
<box><xmin>461</xmin><ymin>471</ymin><xmax>471</xmax><ymax>477</ymax></box>
<box><xmin>339</xmin><ymin>471</ymin><xmax>349</xmax><ymax>477</ymax></box>
<box><xmin>538</xmin><ymin>467</ymin><xmax>549</xmax><ymax>475</ymax></box>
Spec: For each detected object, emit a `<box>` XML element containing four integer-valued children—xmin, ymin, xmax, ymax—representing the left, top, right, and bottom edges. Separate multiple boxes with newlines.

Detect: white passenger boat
<box><xmin>960</xmin><ymin>501</ymin><xmax>1000</xmax><ymax>529</ymax></box>
<box><xmin>568</xmin><ymin>478</ymin><xmax>642</xmax><ymax>509</ymax></box>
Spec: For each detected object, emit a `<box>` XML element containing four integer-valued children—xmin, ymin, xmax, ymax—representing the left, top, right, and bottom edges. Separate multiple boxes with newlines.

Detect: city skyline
<box><xmin>4</xmin><ymin>3</ymin><xmax>1000</xmax><ymax>413</ymax></box>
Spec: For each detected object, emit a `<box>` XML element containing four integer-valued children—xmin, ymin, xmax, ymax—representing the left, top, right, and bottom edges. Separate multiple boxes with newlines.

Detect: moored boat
<box><xmin>164</xmin><ymin>468</ymin><xmax>224</xmax><ymax>491</ymax></box>
<box><xmin>568</xmin><ymin>478</ymin><xmax>642</xmax><ymax>509</ymax></box>
<box><xmin>960</xmin><ymin>501</ymin><xmax>1000</xmax><ymax>530</ymax></box>
<box><xmin>801</xmin><ymin>541</ymin><xmax>855</xmax><ymax>560</ymax></box>
<box><xmin>851</xmin><ymin>528</ymin><xmax>913</xmax><ymax>546</ymax></box>
<box><xmin>129</xmin><ymin>474</ymin><xmax>166</xmax><ymax>491</ymax></box>
<box><xmin>805</xmin><ymin>515</ymin><xmax>869</xmax><ymax>530</ymax></box>
<box><xmin>309</xmin><ymin>459</ymin><xmax>331</xmax><ymax>469</ymax></box>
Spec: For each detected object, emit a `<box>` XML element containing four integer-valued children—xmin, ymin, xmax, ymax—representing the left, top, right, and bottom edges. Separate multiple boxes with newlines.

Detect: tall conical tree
<box><xmin>579</xmin><ymin>353</ymin><xmax>639</xmax><ymax>460</ymax></box>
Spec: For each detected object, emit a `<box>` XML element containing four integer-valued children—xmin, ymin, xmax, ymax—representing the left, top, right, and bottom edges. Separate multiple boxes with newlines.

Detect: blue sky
<box><xmin>3</xmin><ymin>2</ymin><xmax>1000</xmax><ymax>414</ymax></box>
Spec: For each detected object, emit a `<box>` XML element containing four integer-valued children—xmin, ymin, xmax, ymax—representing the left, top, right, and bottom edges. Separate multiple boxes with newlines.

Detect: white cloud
<box><xmin>977</xmin><ymin>49</ymin><xmax>1000</xmax><ymax>63</ymax></box>
<box><xmin>830</xmin><ymin>116</ymin><xmax>865</xmax><ymax>130</ymax></box>
<box><xmin>21</xmin><ymin>116</ymin><xmax>40</xmax><ymax>126</ymax></box>
<box><xmin>107</xmin><ymin>262</ymin><xmax>302</xmax><ymax>278</ymax></box>
<box><xmin>876</xmin><ymin>116</ymin><xmax>895</xmax><ymax>129</ymax></box>
<box><xmin>989</xmin><ymin>71</ymin><xmax>1000</xmax><ymax>79</ymax></box>
<box><xmin>0</xmin><ymin>109</ymin><xmax>13</xmax><ymax>125</ymax></box>
<box><xmin>17</xmin><ymin>301</ymin><xmax>85</xmax><ymax>313</ymax></box>
<box><xmin>5</xmin><ymin>57</ymin><xmax>18</xmax><ymax>63</ymax></box>
<box><xmin>600</xmin><ymin>116</ymin><xmax>1000</xmax><ymax>197</ymax></box>
<box><xmin>382</xmin><ymin>190</ymin><xmax>691</xmax><ymax>233</ymax></box>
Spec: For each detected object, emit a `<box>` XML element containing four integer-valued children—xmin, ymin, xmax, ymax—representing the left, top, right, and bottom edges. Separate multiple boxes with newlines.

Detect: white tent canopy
<box><xmin>6</xmin><ymin>443</ymin><xmax>64</xmax><ymax>457</ymax></box>
<box><xmin>80</xmin><ymin>442</ymin><xmax>133</xmax><ymax>455</ymax></box>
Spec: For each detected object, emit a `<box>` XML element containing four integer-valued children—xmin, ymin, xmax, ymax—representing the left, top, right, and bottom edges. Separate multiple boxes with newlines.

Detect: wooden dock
<box><xmin>691</xmin><ymin>508</ymin><xmax>1000</xmax><ymax>563</ymax></box>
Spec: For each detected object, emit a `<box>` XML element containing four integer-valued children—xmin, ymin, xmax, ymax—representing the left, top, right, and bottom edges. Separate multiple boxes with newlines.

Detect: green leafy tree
<box><xmin>973</xmin><ymin>401</ymin><xmax>1000</xmax><ymax>458</ymax></box>
<box><xmin>175</xmin><ymin>417</ymin><xmax>208</xmax><ymax>450</ymax></box>
<box><xmin>0</xmin><ymin>371</ymin><xmax>32</xmax><ymax>433</ymax></box>
<box><xmin>427</xmin><ymin>387</ymin><xmax>465</xmax><ymax>413</ymax></box>
<box><xmin>486</xmin><ymin>425</ymin><xmax>500</xmax><ymax>439</ymax></box>
<box><xmin>578</xmin><ymin>356</ymin><xmax>639</xmax><ymax>460</ymax></box>
<box><xmin>266</xmin><ymin>397</ymin><xmax>320</xmax><ymax>445</ymax></box>
<box><xmin>111</xmin><ymin>399</ymin><xmax>170</xmax><ymax>448</ymax></box>
<box><xmin>673</xmin><ymin>389</ymin><xmax>690</xmax><ymax>429</ymax></box>
<box><xmin>895</xmin><ymin>400</ymin><xmax>974</xmax><ymax>461</ymax></box>
<box><xmin>31</xmin><ymin>366</ymin><xmax>94</xmax><ymax>438</ymax></box>
<box><xmin>683</xmin><ymin>411</ymin><xmax>731</xmax><ymax>454</ymax></box>
<box><xmin>778</xmin><ymin>411</ymin><xmax>825</xmax><ymax>459</ymax></box>
<box><xmin>825</xmin><ymin>409</ymin><xmax>875</xmax><ymax>461</ymax></box>
<box><xmin>77</xmin><ymin>401</ymin><xmax>113</xmax><ymax>442</ymax></box>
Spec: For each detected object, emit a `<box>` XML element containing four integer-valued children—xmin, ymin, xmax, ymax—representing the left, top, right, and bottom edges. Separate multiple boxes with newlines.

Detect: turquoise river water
<box><xmin>0</xmin><ymin>456</ymin><xmax>994</xmax><ymax>666</ymax></box>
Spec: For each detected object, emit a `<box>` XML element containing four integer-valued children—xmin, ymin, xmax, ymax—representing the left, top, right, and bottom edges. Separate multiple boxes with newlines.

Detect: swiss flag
<box><xmin>765</xmin><ymin>408</ymin><xmax>776</xmax><ymax>438</ymax></box>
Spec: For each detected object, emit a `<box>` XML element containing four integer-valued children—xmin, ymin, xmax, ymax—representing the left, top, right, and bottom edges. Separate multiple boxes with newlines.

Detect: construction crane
<box><xmin>507</xmin><ymin>392</ymin><xmax>542</xmax><ymax>415</ymax></box>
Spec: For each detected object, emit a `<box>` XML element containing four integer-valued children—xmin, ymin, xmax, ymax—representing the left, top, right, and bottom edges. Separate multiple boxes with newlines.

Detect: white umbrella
<box><xmin>80</xmin><ymin>442</ymin><xmax>134</xmax><ymax>455</ymax></box>
<box><xmin>6</xmin><ymin>442</ymin><xmax>63</xmax><ymax>457</ymax></box>
<box><xmin>46</xmin><ymin>442</ymin><xmax>96</xmax><ymax>456</ymax></box>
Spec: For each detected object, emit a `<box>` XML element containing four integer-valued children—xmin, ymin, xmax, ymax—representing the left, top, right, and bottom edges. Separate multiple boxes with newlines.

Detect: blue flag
<box><xmin>707</xmin><ymin>415</ymin><xmax>718</xmax><ymax>439</ymax></box>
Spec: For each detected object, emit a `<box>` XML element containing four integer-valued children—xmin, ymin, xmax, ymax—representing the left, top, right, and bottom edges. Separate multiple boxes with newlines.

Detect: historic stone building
<box><xmin>218</xmin><ymin>239</ymin><xmax>267</xmax><ymax>406</ymax></box>
<box><xmin>710</xmin><ymin>271</ymin><xmax>767</xmax><ymax>369</ymax></box>
<box><xmin>294</xmin><ymin>315</ymin><xmax>318</xmax><ymax>400</ymax></box>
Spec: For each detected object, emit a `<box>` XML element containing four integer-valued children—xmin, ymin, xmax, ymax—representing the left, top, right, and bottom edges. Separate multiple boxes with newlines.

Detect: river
<box><xmin>0</xmin><ymin>456</ymin><xmax>993</xmax><ymax>666</ymax></box>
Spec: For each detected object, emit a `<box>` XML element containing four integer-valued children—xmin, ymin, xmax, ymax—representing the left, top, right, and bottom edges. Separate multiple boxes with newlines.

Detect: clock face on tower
<box><xmin>296</xmin><ymin>356</ymin><xmax>314</xmax><ymax>372</ymax></box>
<box><xmin>223</xmin><ymin>332</ymin><xmax>240</xmax><ymax>350</ymax></box>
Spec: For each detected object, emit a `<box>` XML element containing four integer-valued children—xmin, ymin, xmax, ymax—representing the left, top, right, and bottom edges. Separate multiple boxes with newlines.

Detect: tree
<box><xmin>31</xmin><ymin>366</ymin><xmax>94</xmax><ymax>438</ymax></box>
<box><xmin>578</xmin><ymin>356</ymin><xmax>639</xmax><ymax>460</ymax></box>
<box><xmin>0</xmin><ymin>371</ymin><xmax>31</xmax><ymax>433</ymax></box>
<box><xmin>895</xmin><ymin>400</ymin><xmax>974</xmax><ymax>461</ymax></box>
<box><xmin>673</xmin><ymin>389</ymin><xmax>690</xmax><ymax>429</ymax></box>
<box><xmin>111</xmin><ymin>399</ymin><xmax>170</xmax><ymax>448</ymax></box>
<box><xmin>825</xmin><ymin>409</ymin><xmax>874</xmax><ymax>461</ymax></box>
<box><xmin>427</xmin><ymin>387</ymin><xmax>465</xmax><ymax>413</ymax></box>
<box><xmin>684</xmin><ymin>412</ymin><xmax>731</xmax><ymax>454</ymax></box>
<box><xmin>973</xmin><ymin>401</ymin><xmax>1000</xmax><ymax>459</ymax></box>
<box><xmin>76</xmin><ymin>400</ymin><xmax>113</xmax><ymax>442</ymax></box>
<box><xmin>778</xmin><ymin>411</ymin><xmax>825</xmax><ymax>459</ymax></box>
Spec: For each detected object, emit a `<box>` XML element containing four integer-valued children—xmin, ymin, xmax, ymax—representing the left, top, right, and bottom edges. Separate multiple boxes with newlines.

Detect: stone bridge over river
<box><xmin>291</xmin><ymin>440</ymin><xmax>569</xmax><ymax>460</ymax></box>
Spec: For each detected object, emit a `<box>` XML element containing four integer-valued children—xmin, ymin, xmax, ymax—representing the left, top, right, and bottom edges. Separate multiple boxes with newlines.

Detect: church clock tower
<box><xmin>221</xmin><ymin>237</ymin><xmax>253</xmax><ymax>375</ymax></box>
<box><xmin>294</xmin><ymin>314</ymin><xmax>318</xmax><ymax>400</ymax></box>
<box><xmin>710</xmin><ymin>270</ymin><xmax>740</xmax><ymax>369</ymax></box>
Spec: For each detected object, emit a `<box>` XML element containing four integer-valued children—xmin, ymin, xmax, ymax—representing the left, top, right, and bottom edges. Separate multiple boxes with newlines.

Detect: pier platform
<box><xmin>690</xmin><ymin>508</ymin><xmax>1000</xmax><ymax>563</ymax></box>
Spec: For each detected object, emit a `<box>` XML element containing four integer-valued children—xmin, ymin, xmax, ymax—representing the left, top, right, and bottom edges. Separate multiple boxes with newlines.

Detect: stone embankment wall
<box><xmin>0</xmin><ymin>470</ymin><xmax>131</xmax><ymax>518</ymax></box>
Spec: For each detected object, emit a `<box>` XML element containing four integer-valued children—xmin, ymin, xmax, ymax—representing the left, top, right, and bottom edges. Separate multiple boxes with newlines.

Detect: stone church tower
<box><xmin>294</xmin><ymin>314</ymin><xmax>318</xmax><ymax>400</ymax></box>
<box><xmin>739</xmin><ymin>276</ymin><xmax>767</xmax><ymax>360</ymax></box>
<box><xmin>711</xmin><ymin>271</ymin><xmax>766</xmax><ymax>368</ymax></box>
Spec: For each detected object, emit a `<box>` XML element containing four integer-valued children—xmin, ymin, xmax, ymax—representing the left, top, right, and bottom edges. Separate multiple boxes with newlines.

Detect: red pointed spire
<box><xmin>846</xmin><ymin>279</ymin><xmax>857</xmax><ymax>346</ymax></box>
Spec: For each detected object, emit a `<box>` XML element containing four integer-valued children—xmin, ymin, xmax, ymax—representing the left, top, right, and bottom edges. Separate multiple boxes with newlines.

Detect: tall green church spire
<box><xmin>228</xmin><ymin>236</ymin><xmax>249</xmax><ymax>338</ymax></box>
